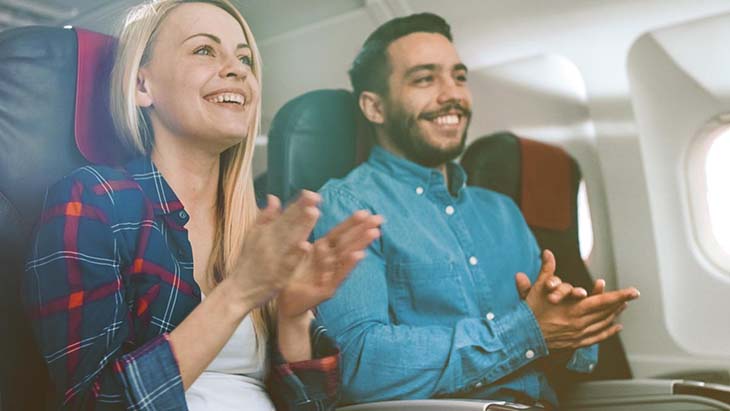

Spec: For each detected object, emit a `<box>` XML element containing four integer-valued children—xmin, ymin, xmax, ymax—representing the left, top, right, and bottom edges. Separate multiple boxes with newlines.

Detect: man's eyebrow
<box><xmin>404</xmin><ymin>64</ymin><xmax>437</xmax><ymax>77</ymax></box>
<box><xmin>182</xmin><ymin>33</ymin><xmax>249</xmax><ymax>50</ymax></box>
<box><xmin>404</xmin><ymin>63</ymin><xmax>468</xmax><ymax>77</ymax></box>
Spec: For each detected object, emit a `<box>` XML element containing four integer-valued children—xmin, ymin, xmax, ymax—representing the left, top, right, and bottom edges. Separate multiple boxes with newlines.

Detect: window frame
<box><xmin>686</xmin><ymin>114</ymin><xmax>730</xmax><ymax>272</ymax></box>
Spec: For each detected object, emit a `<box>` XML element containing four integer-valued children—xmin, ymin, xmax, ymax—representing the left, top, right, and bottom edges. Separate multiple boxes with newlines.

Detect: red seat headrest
<box><xmin>74</xmin><ymin>28</ymin><xmax>131</xmax><ymax>166</ymax></box>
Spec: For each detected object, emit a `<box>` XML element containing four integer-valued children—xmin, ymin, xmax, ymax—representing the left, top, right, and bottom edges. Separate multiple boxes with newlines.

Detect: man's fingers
<box><xmin>576</xmin><ymin>323</ymin><xmax>623</xmax><ymax>348</ymax></box>
<box><xmin>592</xmin><ymin>278</ymin><xmax>606</xmax><ymax>295</ymax></box>
<box><xmin>545</xmin><ymin>275</ymin><xmax>562</xmax><ymax>292</ymax></box>
<box><xmin>548</xmin><ymin>282</ymin><xmax>574</xmax><ymax>304</ymax></box>
<box><xmin>515</xmin><ymin>272</ymin><xmax>532</xmax><ymax>299</ymax></box>
<box><xmin>536</xmin><ymin>249</ymin><xmax>556</xmax><ymax>284</ymax></box>
<box><xmin>571</xmin><ymin>287</ymin><xmax>588</xmax><ymax>299</ymax></box>
<box><xmin>579</xmin><ymin>304</ymin><xmax>626</xmax><ymax>337</ymax></box>
<box><xmin>578</xmin><ymin>287</ymin><xmax>640</xmax><ymax>315</ymax></box>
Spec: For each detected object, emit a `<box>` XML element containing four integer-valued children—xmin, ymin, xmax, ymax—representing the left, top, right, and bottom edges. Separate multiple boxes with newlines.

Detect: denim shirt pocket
<box><xmin>390</xmin><ymin>261</ymin><xmax>469</xmax><ymax>323</ymax></box>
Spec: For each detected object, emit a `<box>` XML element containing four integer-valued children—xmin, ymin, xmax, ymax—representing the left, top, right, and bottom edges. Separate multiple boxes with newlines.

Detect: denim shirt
<box><xmin>313</xmin><ymin>146</ymin><xmax>597</xmax><ymax>406</ymax></box>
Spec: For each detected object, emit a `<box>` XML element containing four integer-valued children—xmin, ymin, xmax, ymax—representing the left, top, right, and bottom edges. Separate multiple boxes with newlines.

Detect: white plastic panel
<box><xmin>467</xmin><ymin>54</ymin><xmax>614</xmax><ymax>285</ymax></box>
<box><xmin>628</xmin><ymin>12</ymin><xmax>730</xmax><ymax>357</ymax></box>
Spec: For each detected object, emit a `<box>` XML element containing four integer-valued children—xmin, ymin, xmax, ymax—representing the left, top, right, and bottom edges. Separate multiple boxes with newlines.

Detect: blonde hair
<box><xmin>110</xmin><ymin>0</ymin><xmax>274</xmax><ymax>342</ymax></box>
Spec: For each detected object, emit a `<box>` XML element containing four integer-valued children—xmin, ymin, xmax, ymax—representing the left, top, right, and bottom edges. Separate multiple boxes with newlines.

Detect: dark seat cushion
<box><xmin>266</xmin><ymin>89</ymin><xmax>372</xmax><ymax>203</ymax></box>
<box><xmin>0</xmin><ymin>25</ymin><xmax>123</xmax><ymax>410</ymax></box>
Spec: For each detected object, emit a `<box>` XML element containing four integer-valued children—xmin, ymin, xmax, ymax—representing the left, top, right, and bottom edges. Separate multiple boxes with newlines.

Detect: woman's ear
<box><xmin>135</xmin><ymin>68</ymin><xmax>153</xmax><ymax>108</ymax></box>
<box><xmin>359</xmin><ymin>91</ymin><xmax>385</xmax><ymax>125</ymax></box>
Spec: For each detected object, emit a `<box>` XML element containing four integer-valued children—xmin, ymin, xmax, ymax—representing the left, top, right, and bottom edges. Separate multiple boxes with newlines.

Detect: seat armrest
<box><xmin>338</xmin><ymin>399</ymin><xmax>543</xmax><ymax>411</ymax></box>
<box><xmin>560</xmin><ymin>379</ymin><xmax>730</xmax><ymax>410</ymax></box>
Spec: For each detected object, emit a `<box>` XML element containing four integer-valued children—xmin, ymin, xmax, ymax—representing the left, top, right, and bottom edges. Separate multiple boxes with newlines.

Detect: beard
<box><xmin>383</xmin><ymin>101</ymin><xmax>471</xmax><ymax>168</ymax></box>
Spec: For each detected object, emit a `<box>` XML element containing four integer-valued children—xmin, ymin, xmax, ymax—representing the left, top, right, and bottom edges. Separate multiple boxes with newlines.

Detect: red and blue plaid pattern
<box><xmin>23</xmin><ymin>157</ymin><xmax>339</xmax><ymax>410</ymax></box>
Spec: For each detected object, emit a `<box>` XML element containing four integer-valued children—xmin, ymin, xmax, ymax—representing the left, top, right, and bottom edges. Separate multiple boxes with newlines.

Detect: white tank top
<box><xmin>185</xmin><ymin>294</ymin><xmax>275</xmax><ymax>411</ymax></box>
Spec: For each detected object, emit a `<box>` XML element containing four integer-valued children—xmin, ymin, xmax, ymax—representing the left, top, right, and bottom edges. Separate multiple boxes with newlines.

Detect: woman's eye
<box><xmin>194</xmin><ymin>45</ymin><xmax>213</xmax><ymax>56</ymax></box>
<box><xmin>238</xmin><ymin>55</ymin><xmax>252</xmax><ymax>66</ymax></box>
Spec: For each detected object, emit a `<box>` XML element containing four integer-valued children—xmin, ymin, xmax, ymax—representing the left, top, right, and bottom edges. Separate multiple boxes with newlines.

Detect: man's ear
<box><xmin>135</xmin><ymin>68</ymin><xmax>153</xmax><ymax>108</ymax></box>
<box><xmin>359</xmin><ymin>91</ymin><xmax>385</xmax><ymax>125</ymax></box>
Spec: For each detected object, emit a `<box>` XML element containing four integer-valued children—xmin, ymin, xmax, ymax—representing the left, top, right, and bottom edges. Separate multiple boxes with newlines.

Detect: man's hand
<box><xmin>515</xmin><ymin>250</ymin><xmax>588</xmax><ymax>303</ymax></box>
<box><xmin>521</xmin><ymin>250</ymin><xmax>639</xmax><ymax>350</ymax></box>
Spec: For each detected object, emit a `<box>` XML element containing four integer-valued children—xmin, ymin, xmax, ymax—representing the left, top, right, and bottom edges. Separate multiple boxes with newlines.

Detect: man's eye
<box><xmin>194</xmin><ymin>45</ymin><xmax>214</xmax><ymax>56</ymax></box>
<box><xmin>414</xmin><ymin>76</ymin><xmax>433</xmax><ymax>84</ymax></box>
<box><xmin>456</xmin><ymin>74</ymin><xmax>468</xmax><ymax>82</ymax></box>
<box><xmin>239</xmin><ymin>55</ymin><xmax>252</xmax><ymax>66</ymax></box>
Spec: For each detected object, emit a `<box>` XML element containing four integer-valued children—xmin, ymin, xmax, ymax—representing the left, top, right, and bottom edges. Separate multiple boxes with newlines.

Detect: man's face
<box><xmin>380</xmin><ymin>32</ymin><xmax>472</xmax><ymax>167</ymax></box>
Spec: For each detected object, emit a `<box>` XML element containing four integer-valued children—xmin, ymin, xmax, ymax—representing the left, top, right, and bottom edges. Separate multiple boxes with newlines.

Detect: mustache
<box><xmin>420</xmin><ymin>102</ymin><xmax>472</xmax><ymax>120</ymax></box>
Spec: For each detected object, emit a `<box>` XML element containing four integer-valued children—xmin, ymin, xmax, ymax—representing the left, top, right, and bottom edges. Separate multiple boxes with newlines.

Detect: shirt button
<box><xmin>588</xmin><ymin>363</ymin><xmax>595</xmax><ymax>371</ymax></box>
<box><xmin>415</xmin><ymin>186</ymin><xmax>424</xmax><ymax>195</ymax></box>
<box><xmin>525</xmin><ymin>350</ymin><xmax>535</xmax><ymax>359</ymax></box>
<box><xmin>178</xmin><ymin>210</ymin><xmax>188</xmax><ymax>219</ymax></box>
<box><xmin>474</xmin><ymin>381</ymin><xmax>484</xmax><ymax>389</ymax></box>
<box><xmin>445</xmin><ymin>205</ymin><xmax>455</xmax><ymax>215</ymax></box>
<box><xmin>469</xmin><ymin>256</ymin><xmax>478</xmax><ymax>266</ymax></box>
<box><xmin>486</xmin><ymin>312</ymin><xmax>495</xmax><ymax>321</ymax></box>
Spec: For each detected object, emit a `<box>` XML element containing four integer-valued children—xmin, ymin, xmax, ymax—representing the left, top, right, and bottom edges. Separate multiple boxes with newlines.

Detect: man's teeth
<box><xmin>434</xmin><ymin>114</ymin><xmax>460</xmax><ymax>125</ymax></box>
<box><xmin>205</xmin><ymin>92</ymin><xmax>245</xmax><ymax>105</ymax></box>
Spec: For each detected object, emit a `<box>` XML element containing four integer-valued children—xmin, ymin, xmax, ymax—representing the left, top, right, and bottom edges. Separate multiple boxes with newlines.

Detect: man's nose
<box><xmin>437</xmin><ymin>78</ymin><xmax>469</xmax><ymax>106</ymax></box>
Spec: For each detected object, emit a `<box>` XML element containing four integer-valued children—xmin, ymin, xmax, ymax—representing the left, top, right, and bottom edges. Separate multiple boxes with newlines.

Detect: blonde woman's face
<box><xmin>136</xmin><ymin>3</ymin><xmax>259</xmax><ymax>151</ymax></box>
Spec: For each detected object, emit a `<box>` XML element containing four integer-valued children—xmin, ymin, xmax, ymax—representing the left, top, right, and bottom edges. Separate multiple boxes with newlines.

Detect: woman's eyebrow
<box><xmin>182</xmin><ymin>32</ymin><xmax>249</xmax><ymax>50</ymax></box>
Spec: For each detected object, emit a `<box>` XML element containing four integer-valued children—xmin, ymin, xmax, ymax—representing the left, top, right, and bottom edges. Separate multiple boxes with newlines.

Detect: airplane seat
<box><xmin>267</xmin><ymin>90</ymin><xmax>730</xmax><ymax>410</ymax></box>
<box><xmin>0</xmin><ymin>25</ymin><xmax>128</xmax><ymax>411</ymax></box>
<box><xmin>266</xmin><ymin>89</ymin><xmax>374</xmax><ymax>203</ymax></box>
<box><xmin>459</xmin><ymin>131</ymin><xmax>632</xmax><ymax>391</ymax></box>
<box><xmin>460</xmin><ymin>131</ymin><xmax>730</xmax><ymax>409</ymax></box>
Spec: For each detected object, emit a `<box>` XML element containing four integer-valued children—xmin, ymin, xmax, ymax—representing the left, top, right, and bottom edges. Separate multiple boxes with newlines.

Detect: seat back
<box><xmin>460</xmin><ymin>131</ymin><xmax>632</xmax><ymax>392</ymax></box>
<box><xmin>0</xmin><ymin>26</ymin><xmax>124</xmax><ymax>410</ymax></box>
<box><xmin>266</xmin><ymin>89</ymin><xmax>373</xmax><ymax>203</ymax></box>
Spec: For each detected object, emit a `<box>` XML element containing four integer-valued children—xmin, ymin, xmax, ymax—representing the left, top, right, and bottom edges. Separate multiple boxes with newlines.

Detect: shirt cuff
<box><xmin>270</xmin><ymin>320</ymin><xmax>340</xmax><ymax>407</ymax></box>
<box><xmin>566</xmin><ymin>343</ymin><xmax>599</xmax><ymax>373</ymax></box>
<box><xmin>486</xmin><ymin>300</ymin><xmax>549</xmax><ymax>381</ymax></box>
<box><xmin>113</xmin><ymin>333</ymin><xmax>186</xmax><ymax>410</ymax></box>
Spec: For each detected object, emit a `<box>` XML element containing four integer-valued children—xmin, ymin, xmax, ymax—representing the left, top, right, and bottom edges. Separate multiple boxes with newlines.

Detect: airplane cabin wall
<box><xmin>62</xmin><ymin>0</ymin><xmax>730</xmax><ymax>380</ymax></box>
<box><xmin>627</xmin><ymin>12</ymin><xmax>730</xmax><ymax>372</ymax></box>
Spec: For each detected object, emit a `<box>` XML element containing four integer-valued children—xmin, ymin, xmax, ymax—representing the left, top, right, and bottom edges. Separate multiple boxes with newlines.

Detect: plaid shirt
<box><xmin>23</xmin><ymin>157</ymin><xmax>339</xmax><ymax>411</ymax></box>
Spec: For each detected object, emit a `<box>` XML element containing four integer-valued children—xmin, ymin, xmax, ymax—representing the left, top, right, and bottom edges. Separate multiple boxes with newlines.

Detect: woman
<box><xmin>22</xmin><ymin>1</ymin><xmax>381</xmax><ymax>410</ymax></box>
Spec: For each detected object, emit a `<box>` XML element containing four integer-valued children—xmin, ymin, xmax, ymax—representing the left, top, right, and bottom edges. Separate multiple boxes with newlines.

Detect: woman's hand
<box><xmin>277</xmin><ymin>210</ymin><xmax>383</xmax><ymax>321</ymax></box>
<box><xmin>223</xmin><ymin>191</ymin><xmax>322</xmax><ymax>311</ymax></box>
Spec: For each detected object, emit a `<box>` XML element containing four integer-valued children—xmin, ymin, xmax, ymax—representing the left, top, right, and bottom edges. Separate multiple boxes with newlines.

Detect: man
<box><xmin>312</xmin><ymin>13</ymin><xmax>639</xmax><ymax>407</ymax></box>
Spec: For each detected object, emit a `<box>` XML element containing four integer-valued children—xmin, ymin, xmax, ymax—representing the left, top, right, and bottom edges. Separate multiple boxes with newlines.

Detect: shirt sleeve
<box><xmin>312</xmin><ymin>187</ymin><xmax>549</xmax><ymax>403</ymax></box>
<box><xmin>521</xmin><ymin>212</ymin><xmax>599</xmax><ymax>374</ymax></box>
<box><xmin>268</xmin><ymin>319</ymin><xmax>340</xmax><ymax>411</ymax></box>
<box><xmin>22</xmin><ymin>173</ymin><xmax>186</xmax><ymax>410</ymax></box>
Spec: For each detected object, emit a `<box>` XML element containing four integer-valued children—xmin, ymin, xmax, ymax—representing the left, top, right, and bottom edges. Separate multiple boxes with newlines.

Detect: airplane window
<box><xmin>706</xmin><ymin>129</ymin><xmax>730</xmax><ymax>255</ymax></box>
<box><xmin>577</xmin><ymin>180</ymin><xmax>594</xmax><ymax>261</ymax></box>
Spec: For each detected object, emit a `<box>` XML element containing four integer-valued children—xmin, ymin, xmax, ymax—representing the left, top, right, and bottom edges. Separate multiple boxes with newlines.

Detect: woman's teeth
<box><xmin>205</xmin><ymin>92</ymin><xmax>245</xmax><ymax>105</ymax></box>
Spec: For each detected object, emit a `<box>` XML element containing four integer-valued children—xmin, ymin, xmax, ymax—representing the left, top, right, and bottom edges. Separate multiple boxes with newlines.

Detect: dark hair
<box><xmin>349</xmin><ymin>13</ymin><xmax>452</xmax><ymax>99</ymax></box>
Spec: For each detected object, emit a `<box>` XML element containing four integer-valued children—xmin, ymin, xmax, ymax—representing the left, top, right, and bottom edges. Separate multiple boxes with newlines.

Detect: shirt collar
<box><xmin>125</xmin><ymin>157</ymin><xmax>185</xmax><ymax>216</ymax></box>
<box><xmin>367</xmin><ymin>145</ymin><xmax>467</xmax><ymax>196</ymax></box>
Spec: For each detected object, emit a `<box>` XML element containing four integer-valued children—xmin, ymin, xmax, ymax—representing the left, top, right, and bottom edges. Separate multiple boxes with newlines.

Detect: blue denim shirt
<box><xmin>313</xmin><ymin>146</ymin><xmax>597</xmax><ymax>406</ymax></box>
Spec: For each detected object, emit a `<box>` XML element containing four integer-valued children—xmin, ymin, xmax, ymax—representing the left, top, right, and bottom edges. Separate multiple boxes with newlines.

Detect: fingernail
<box><xmin>632</xmin><ymin>288</ymin><xmax>640</xmax><ymax>298</ymax></box>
